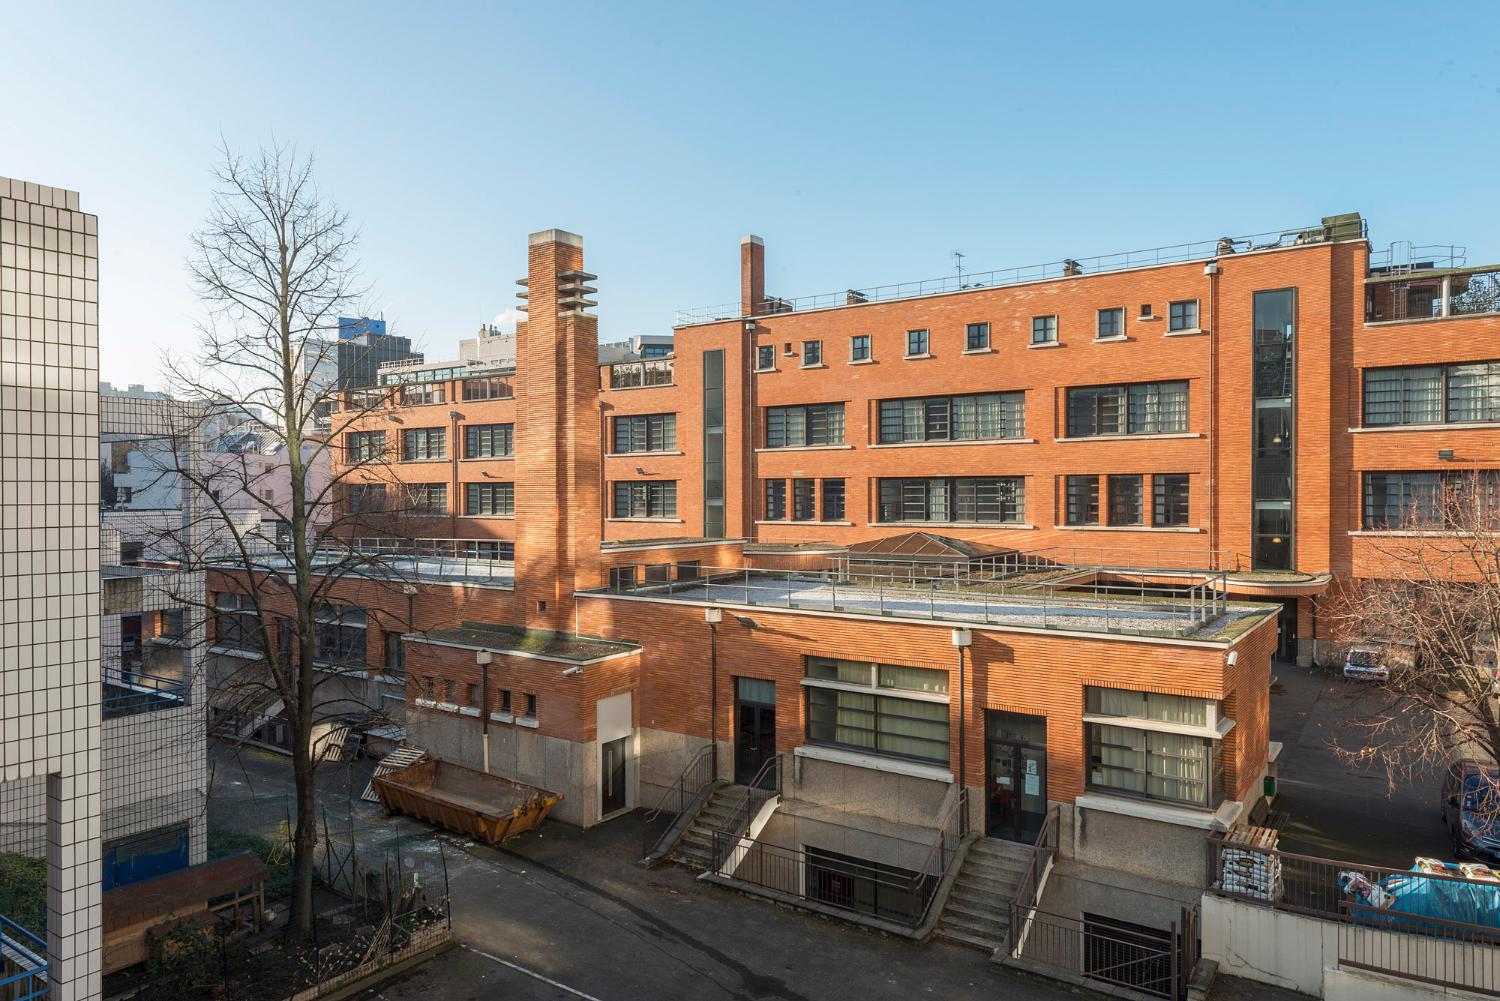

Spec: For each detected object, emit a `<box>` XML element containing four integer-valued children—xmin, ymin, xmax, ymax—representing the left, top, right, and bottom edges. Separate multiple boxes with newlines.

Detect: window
<box><xmin>676</xmin><ymin>561</ymin><xmax>701</xmax><ymax>581</ymax></box>
<box><xmin>802</xmin><ymin>340</ymin><xmax>823</xmax><ymax>366</ymax></box>
<box><xmin>1065</xmin><ymin>475</ymin><xmax>1100</xmax><ymax>526</ymax></box>
<box><xmin>345</xmin><ymin>430</ymin><xmax>386</xmax><ymax>462</ymax></box>
<box><xmin>822</xmin><ymin>479</ymin><xmax>846</xmax><ymax>521</ymax></box>
<box><xmin>408</xmin><ymin>483</ymin><xmax>447</xmax><ymax>514</ymax></box>
<box><xmin>1031</xmin><ymin>315</ymin><xmax>1057</xmax><ymax>345</ymax></box>
<box><xmin>465</xmin><ymin>683</ymin><xmax>480</xmax><ymax>708</ymax></box>
<box><xmin>756</xmin><ymin>345</ymin><xmax>775</xmax><ymax>371</ymax></box>
<box><xmin>1362</xmin><ymin>472</ymin><xmax>1442</xmax><ymax>530</ymax></box>
<box><xmin>1169</xmin><ymin>299</ymin><xmax>1200</xmax><ymax>332</ymax></box>
<box><xmin>643</xmin><ymin>563</ymin><xmax>671</xmax><ymax>584</ymax></box>
<box><xmin>1066</xmin><ymin>381</ymin><xmax>1189</xmax><ymax>437</ymax></box>
<box><xmin>613</xmin><ymin>481</ymin><xmax>677</xmax><ymax>518</ymax></box>
<box><xmin>1085</xmin><ymin>687</ymin><xmax>1220</xmax><ymax>808</ymax></box>
<box><xmin>1140</xmin><ymin>303</ymin><xmax>1155</xmax><ymax>319</ymax></box>
<box><xmin>610</xmin><ymin>359</ymin><xmax>674</xmax><ymax>388</ymax></box>
<box><xmin>804</xmin><ymin>656</ymin><xmax>949</xmax><ymax>764</ymax></box>
<box><xmin>345</xmin><ymin>483</ymin><xmax>387</xmax><ymax>513</ymax></box>
<box><xmin>384</xmin><ymin>632</ymin><xmax>405</xmax><ymax>672</ymax></box>
<box><xmin>704</xmin><ymin>349</ymin><xmax>725</xmax><ymax>538</ymax></box>
<box><xmin>501</xmin><ymin>689</ymin><xmax>512</xmax><ymax>715</ymax></box>
<box><xmin>640</xmin><ymin>343</ymin><xmax>673</xmax><ymax>358</ymax></box>
<box><xmin>213</xmin><ymin>592</ymin><xmax>260</xmax><ymax>651</ymax></box>
<box><xmin>906</xmin><ymin>329</ymin><xmax>929</xmax><ymax>357</ymax></box>
<box><xmin>766</xmin><ymin>403</ymin><xmax>845</xmax><ymax>447</ymax></box>
<box><xmin>966</xmin><ymin>323</ymin><xmax>990</xmax><ymax>351</ymax></box>
<box><xmin>1097</xmin><ymin>308</ymin><xmax>1124</xmax><ymax>340</ymax></box>
<box><xmin>877</xmin><ymin>477</ymin><xmax>1024</xmax><ymax>524</ymax></box>
<box><xmin>1108</xmin><ymin>474</ymin><xmax>1143</xmax><ymax>526</ymax></box>
<box><xmin>464</xmin><ymin>423</ymin><xmax>514</xmax><ymax>458</ymax></box>
<box><xmin>609</xmin><ymin>566</ymin><xmax>637</xmax><ymax>589</ymax></box>
<box><xmin>764</xmin><ymin>479</ymin><xmax>787</xmax><ymax>520</ymax></box>
<box><xmin>462</xmin><ymin>377</ymin><xmax>512</xmax><ymax>401</ymax></box>
<box><xmin>805</xmin><ymin>847</ymin><xmax>922</xmax><ymax>924</ymax></box>
<box><xmin>792</xmin><ymin>479</ymin><xmax>817</xmax><ymax>521</ymax></box>
<box><xmin>613</xmin><ymin>413</ymin><xmax>677</xmax><ymax>453</ymax></box>
<box><xmin>314</xmin><ymin>604</ymin><xmax>366</xmax><ymax>665</ymax></box>
<box><xmin>402</xmin><ymin>427</ymin><xmax>446</xmax><ymax>461</ymax></box>
<box><xmin>1363</xmin><ymin>362</ymin><xmax>1500</xmax><ymax>426</ymax></box>
<box><xmin>877</xmin><ymin>392</ymin><xmax>1025</xmax><ymax>443</ymax></box>
<box><xmin>1153</xmin><ymin>474</ymin><xmax>1190</xmax><ymax>527</ymax></box>
<box><xmin>401</xmin><ymin>384</ymin><xmax>446</xmax><ymax>406</ymax></box>
<box><xmin>465</xmin><ymin>482</ymin><xmax>515</xmax><ymax>516</ymax></box>
<box><xmin>850</xmin><ymin>335</ymin><xmax>871</xmax><ymax>362</ymax></box>
<box><xmin>523</xmin><ymin>693</ymin><xmax>537</xmax><ymax>720</ymax></box>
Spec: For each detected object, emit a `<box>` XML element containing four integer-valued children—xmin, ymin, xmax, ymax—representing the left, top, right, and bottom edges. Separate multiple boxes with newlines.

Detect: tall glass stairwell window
<box><xmin>1252</xmin><ymin>289</ymin><xmax>1296</xmax><ymax>570</ymax></box>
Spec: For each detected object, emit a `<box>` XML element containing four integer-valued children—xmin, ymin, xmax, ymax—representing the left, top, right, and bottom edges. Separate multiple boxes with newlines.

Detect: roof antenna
<box><xmin>953</xmin><ymin>250</ymin><xmax>966</xmax><ymax>288</ymax></box>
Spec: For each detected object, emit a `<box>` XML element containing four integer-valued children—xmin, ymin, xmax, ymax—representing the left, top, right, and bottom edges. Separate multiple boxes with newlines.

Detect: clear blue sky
<box><xmin>5</xmin><ymin>1</ymin><xmax>1497</xmax><ymax>387</ymax></box>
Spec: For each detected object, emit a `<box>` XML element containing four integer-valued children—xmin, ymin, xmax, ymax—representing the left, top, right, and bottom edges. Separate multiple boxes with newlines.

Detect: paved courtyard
<box><xmin>210</xmin><ymin>744</ymin><xmax>1081</xmax><ymax>1001</ymax></box>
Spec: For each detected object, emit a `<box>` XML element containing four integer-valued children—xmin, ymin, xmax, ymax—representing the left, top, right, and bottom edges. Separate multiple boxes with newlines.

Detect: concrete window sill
<box><xmin>460</xmin><ymin>455</ymin><xmax>515</xmax><ymax>461</ymax></box>
<box><xmin>848</xmin><ymin>358</ymin><xmax>876</xmax><ymax>366</ymax></box>
<box><xmin>605</xmin><ymin>451</ymin><xmax>685</xmax><ymax>457</ymax></box>
<box><xmin>800</xmin><ymin>363</ymin><xmax>828</xmax><ymax>370</ymax></box>
<box><xmin>1165</xmin><ymin>327</ymin><xmax>1206</xmax><ymax>337</ymax></box>
<box><xmin>1028</xmin><ymin>341</ymin><xmax>1062</xmax><ymax>349</ymax></box>
<box><xmin>1054</xmin><ymin>525</ymin><xmax>1203</xmax><ymax>533</ymax></box>
<box><xmin>1092</xmin><ymin>335</ymin><xmax>1129</xmax><ymax>344</ymax></box>
<box><xmin>868</xmin><ymin>438</ymin><xmax>1035</xmax><ymax>448</ymax></box>
<box><xmin>1054</xmin><ymin>432</ymin><xmax>1200</xmax><ymax>442</ymax></box>
<box><xmin>961</xmin><ymin>347</ymin><xmax>993</xmax><ymax>355</ymax></box>
<box><xmin>903</xmin><ymin>353</ymin><xmax>933</xmax><ymax>361</ymax></box>
<box><xmin>755</xmin><ymin>520</ymin><xmax>855</xmax><ymax>526</ymax></box>
<box><xmin>753</xmin><ymin>444</ymin><xmax>853</xmax><ymax>453</ymax></box>
<box><xmin>606</xmin><ymin>517</ymin><xmax>684</xmax><ymax>524</ymax></box>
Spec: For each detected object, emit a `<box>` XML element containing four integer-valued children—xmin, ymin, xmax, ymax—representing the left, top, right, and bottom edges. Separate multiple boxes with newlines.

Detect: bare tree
<box><xmin>157</xmin><ymin>143</ymin><xmax>452</xmax><ymax>938</ymax></box>
<box><xmin>1332</xmin><ymin>471</ymin><xmax>1500</xmax><ymax>790</ymax></box>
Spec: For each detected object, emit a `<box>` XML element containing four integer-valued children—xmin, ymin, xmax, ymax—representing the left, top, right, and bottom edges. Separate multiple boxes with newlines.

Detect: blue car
<box><xmin>1442</xmin><ymin>761</ymin><xmax>1500</xmax><ymax>862</ymax></box>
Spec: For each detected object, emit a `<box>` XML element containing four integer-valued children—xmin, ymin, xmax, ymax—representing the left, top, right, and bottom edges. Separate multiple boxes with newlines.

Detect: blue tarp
<box><xmin>1344</xmin><ymin>862</ymin><xmax>1500</xmax><ymax>932</ymax></box>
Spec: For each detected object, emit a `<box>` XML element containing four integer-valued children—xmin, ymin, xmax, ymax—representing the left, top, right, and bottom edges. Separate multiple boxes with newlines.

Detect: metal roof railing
<box><xmin>675</xmin><ymin>223</ymin><xmax>1343</xmax><ymax>326</ymax></box>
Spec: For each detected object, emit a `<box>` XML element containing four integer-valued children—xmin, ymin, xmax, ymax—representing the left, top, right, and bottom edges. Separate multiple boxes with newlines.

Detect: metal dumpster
<box><xmin>373</xmin><ymin>758</ymin><xmax>561</xmax><ymax>844</ymax></box>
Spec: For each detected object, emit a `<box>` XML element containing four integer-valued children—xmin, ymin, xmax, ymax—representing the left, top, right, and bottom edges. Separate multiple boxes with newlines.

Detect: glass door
<box><xmin>734</xmin><ymin>677</ymin><xmax>776</xmax><ymax>785</ymax></box>
<box><xmin>986</xmin><ymin>710</ymin><xmax>1047</xmax><ymax>842</ymax></box>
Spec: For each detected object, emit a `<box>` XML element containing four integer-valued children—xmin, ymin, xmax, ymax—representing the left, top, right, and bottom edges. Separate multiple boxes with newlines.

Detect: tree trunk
<box><xmin>289</xmin><ymin>728</ymin><xmax>318</xmax><ymax>938</ymax></box>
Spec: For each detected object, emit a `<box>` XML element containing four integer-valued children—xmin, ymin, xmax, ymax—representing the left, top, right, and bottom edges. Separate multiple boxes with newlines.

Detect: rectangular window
<box><xmin>1362</xmin><ymin>471</ymin><xmax>1441</xmax><ymax>529</ymax></box>
<box><xmin>877</xmin><ymin>392</ymin><xmax>1024</xmax><ymax>443</ymax></box>
<box><xmin>346</xmin><ymin>483</ymin><xmax>387</xmax><ymax>513</ymax></box>
<box><xmin>804</xmin><ymin>657</ymin><xmax>949</xmax><ymax>764</ymax></box>
<box><xmin>1031</xmin><ymin>315</ymin><xmax>1057</xmax><ymax>344</ymax></box>
<box><xmin>1108</xmin><ymin>474</ymin><xmax>1143</xmax><ymax>526</ymax></box>
<box><xmin>877</xmin><ymin>477</ymin><xmax>1023</xmax><ymax>524</ymax></box>
<box><xmin>409</xmin><ymin>483</ymin><xmax>447</xmax><ymax>514</ymax></box>
<box><xmin>1153</xmin><ymin>474</ymin><xmax>1190</xmax><ymax>527</ymax></box>
<box><xmin>1169</xmin><ymin>299</ymin><xmax>1200</xmax><ymax>332</ymax></box>
<box><xmin>1085</xmin><ymin>686</ymin><xmax>1218</xmax><ymax>807</ymax></box>
<box><xmin>1065</xmin><ymin>475</ymin><xmax>1100</xmax><ymax>526</ymax></box>
<box><xmin>906</xmin><ymin>329</ymin><xmax>929</xmax><ymax>357</ymax></box>
<box><xmin>314</xmin><ymin>604</ymin><xmax>366</xmax><ymax>665</ymax></box>
<box><xmin>792</xmin><ymin>479</ymin><xmax>817</xmax><ymax>521</ymax></box>
<box><xmin>401</xmin><ymin>384</ymin><xmax>447</xmax><ymax>406</ymax></box>
<box><xmin>462</xmin><ymin>377</ymin><xmax>512</xmax><ymax>401</ymax></box>
<box><xmin>464</xmin><ymin>423</ymin><xmax>514</xmax><ymax>458</ymax></box>
<box><xmin>850</xmin><ymin>335</ymin><xmax>871</xmax><ymax>362</ymax></box>
<box><xmin>345</xmin><ymin>430</ymin><xmax>386</xmax><ymax>462</ymax></box>
<box><xmin>524</xmin><ymin>693</ymin><xmax>537</xmax><ymax>720</ymax></box>
<box><xmin>465</xmin><ymin>482</ymin><xmax>515</xmax><ymax>516</ymax></box>
<box><xmin>704</xmin><ymin>349</ymin><xmax>725</xmax><ymax>538</ymax></box>
<box><xmin>821</xmin><ymin>479</ymin><xmax>846</xmax><ymax>522</ymax></box>
<box><xmin>1066</xmin><ymin>381</ymin><xmax>1188</xmax><ymax>437</ymax></box>
<box><xmin>613</xmin><ymin>481</ymin><xmax>677</xmax><ymax>519</ymax></box>
<box><xmin>766</xmin><ymin>403</ymin><xmax>845</xmax><ymax>448</ymax></box>
<box><xmin>1097</xmin><ymin>307</ymin><xmax>1124</xmax><ymax>340</ymax></box>
<box><xmin>1363</xmin><ymin>362</ymin><xmax>1500</xmax><ymax>426</ymax></box>
<box><xmin>805</xmin><ymin>846</ymin><xmax>922</xmax><ymax>924</ymax></box>
<box><xmin>500</xmin><ymin>689</ymin><xmax>512</xmax><ymax>715</ymax></box>
<box><xmin>612</xmin><ymin>413</ymin><xmax>677</xmax><ymax>453</ymax></box>
<box><xmin>802</xmin><ymin>340</ymin><xmax>823</xmax><ymax>366</ymax></box>
<box><xmin>676</xmin><ymin>561</ymin><xmax>700</xmax><ymax>581</ymax></box>
<box><xmin>965</xmin><ymin>322</ymin><xmax>990</xmax><ymax>351</ymax></box>
<box><xmin>756</xmin><ymin>345</ymin><xmax>775</xmax><ymax>371</ymax></box>
<box><xmin>213</xmin><ymin>592</ymin><xmax>260</xmax><ymax>651</ymax></box>
<box><xmin>385</xmin><ymin>632</ymin><xmax>405</xmax><ymax>671</ymax></box>
<box><xmin>402</xmin><ymin>427</ymin><xmax>446</xmax><ymax>461</ymax></box>
<box><xmin>609</xmin><ymin>565</ymin><xmax>637</xmax><ymax>589</ymax></box>
<box><xmin>764</xmin><ymin>479</ymin><xmax>787</xmax><ymax>521</ymax></box>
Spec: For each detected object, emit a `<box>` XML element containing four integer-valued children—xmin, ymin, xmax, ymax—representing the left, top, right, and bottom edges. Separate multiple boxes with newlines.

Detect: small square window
<box><xmin>1031</xmin><ymin>315</ymin><xmax>1058</xmax><ymax>345</ymax></box>
<box><xmin>802</xmin><ymin>340</ymin><xmax>822</xmax><ymax>366</ymax></box>
<box><xmin>850</xmin><ymin>335</ymin><xmax>871</xmax><ymax>362</ymax></box>
<box><xmin>1139</xmin><ymin>303</ymin><xmax>1155</xmax><ymax>319</ymax></box>
<box><xmin>524</xmin><ymin>693</ymin><xmax>537</xmax><ymax>719</ymax></box>
<box><xmin>1097</xmin><ymin>308</ymin><xmax>1124</xmax><ymax>340</ymax></box>
<box><xmin>1169</xmin><ymin>299</ymin><xmax>1199</xmax><ymax>332</ymax></box>
<box><xmin>756</xmin><ymin>345</ymin><xmax>775</xmax><ymax>371</ymax></box>
<box><xmin>906</xmin><ymin>329</ymin><xmax>929</xmax><ymax>357</ymax></box>
<box><xmin>965</xmin><ymin>322</ymin><xmax>990</xmax><ymax>351</ymax></box>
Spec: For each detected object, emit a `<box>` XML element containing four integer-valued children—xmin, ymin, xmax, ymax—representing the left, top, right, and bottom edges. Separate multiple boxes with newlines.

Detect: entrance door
<box><xmin>734</xmin><ymin>677</ymin><xmax>776</xmax><ymax>785</ymax></box>
<box><xmin>1276</xmin><ymin>599</ymin><xmax>1299</xmax><ymax>662</ymax></box>
<box><xmin>601</xmin><ymin>736</ymin><xmax>628</xmax><ymax>816</ymax></box>
<box><xmin>986</xmin><ymin>711</ymin><xmax>1047</xmax><ymax>842</ymax></box>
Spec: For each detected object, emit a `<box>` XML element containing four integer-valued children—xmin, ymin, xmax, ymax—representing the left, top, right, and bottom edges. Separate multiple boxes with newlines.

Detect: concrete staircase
<box><xmin>670</xmin><ymin>785</ymin><xmax>747</xmax><ymax>871</ymax></box>
<box><xmin>935</xmin><ymin>838</ymin><xmax>1035</xmax><ymax>952</ymax></box>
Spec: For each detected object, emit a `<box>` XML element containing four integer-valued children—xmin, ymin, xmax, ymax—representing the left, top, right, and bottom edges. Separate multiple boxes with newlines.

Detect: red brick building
<box><xmin>212</xmin><ymin>217</ymin><xmax>1500</xmax><ymax>937</ymax></box>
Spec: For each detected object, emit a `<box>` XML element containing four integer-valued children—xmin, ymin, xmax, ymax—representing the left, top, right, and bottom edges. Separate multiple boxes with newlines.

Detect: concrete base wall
<box><xmin>1069</xmin><ymin>806</ymin><xmax>1210</xmax><ymax>887</ymax></box>
<box><xmin>784</xmin><ymin>754</ymin><xmax>950</xmax><ymax>829</ymax></box>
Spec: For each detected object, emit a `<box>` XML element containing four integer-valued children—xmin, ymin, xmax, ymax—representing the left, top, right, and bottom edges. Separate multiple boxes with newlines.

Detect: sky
<box><xmin>3</xmin><ymin>1</ymin><xmax>1498</xmax><ymax>388</ymax></box>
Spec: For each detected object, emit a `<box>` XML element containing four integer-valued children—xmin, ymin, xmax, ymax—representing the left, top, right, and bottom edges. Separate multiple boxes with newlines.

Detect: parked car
<box><xmin>1441</xmin><ymin>760</ymin><xmax>1500</xmax><ymax>862</ymax></box>
<box><xmin>1342</xmin><ymin>645</ymin><xmax>1391</xmax><ymax>682</ymax></box>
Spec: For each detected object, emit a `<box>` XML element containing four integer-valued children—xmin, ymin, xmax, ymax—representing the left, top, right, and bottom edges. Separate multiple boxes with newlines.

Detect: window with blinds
<box><xmin>1363</xmin><ymin>361</ymin><xmax>1500</xmax><ymax>426</ymax></box>
<box><xmin>804</xmin><ymin>657</ymin><xmax>949</xmax><ymax>765</ymax></box>
<box><xmin>613</xmin><ymin>413</ymin><xmax>676</xmax><ymax>453</ymax></box>
<box><xmin>766</xmin><ymin>403</ymin><xmax>845</xmax><ymax>448</ymax></box>
<box><xmin>464</xmin><ymin>424</ymin><xmax>514</xmax><ymax>458</ymax></box>
<box><xmin>877</xmin><ymin>392</ymin><xmax>1025</xmax><ymax>443</ymax></box>
<box><xmin>877</xmin><ymin>477</ymin><xmax>1024</xmax><ymax>524</ymax></box>
<box><xmin>1067</xmin><ymin>381</ymin><xmax>1188</xmax><ymax>437</ymax></box>
<box><xmin>465</xmin><ymin>482</ymin><xmax>515</xmax><ymax>516</ymax></box>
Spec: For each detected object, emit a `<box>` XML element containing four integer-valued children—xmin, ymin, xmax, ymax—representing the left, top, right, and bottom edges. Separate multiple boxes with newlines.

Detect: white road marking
<box><xmin>462</xmin><ymin>944</ymin><xmax>607</xmax><ymax>1000</ymax></box>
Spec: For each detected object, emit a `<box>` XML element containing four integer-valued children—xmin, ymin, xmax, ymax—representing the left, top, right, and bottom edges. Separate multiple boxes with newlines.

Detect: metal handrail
<box><xmin>643</xmin><ymin>745</ymin><xmax>715</xmax><ymax>825</ymax></box>
<box><xmin>712</xmin><ymin>755</ymin><xmax>781</xmax><ymax>869</ymax></box>
<box><xmin>1008</xmin><ymin>804</ymin><xmax>1060</xmax><ymax>955</ymax></box>
<box><xmin>676</xmin><ymin>223</ymin><xmax>1337</xmax><ymax>325</ymax></box>
<box><xmin>913</xmin><ymin>788</ymin><xmax>968</xmax><ymax>921</ymax></box>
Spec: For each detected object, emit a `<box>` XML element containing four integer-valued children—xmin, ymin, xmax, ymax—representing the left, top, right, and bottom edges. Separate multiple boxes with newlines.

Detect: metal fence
<box><xmin>102</xmin><ymin>666</ymin><xmax>187</xmax><ymax>720</ymax></box>
<box><xmin>1340</xmin><ymin>903</ymin><xmax>1500</xmax><ymax>997</ymax></box>
<box><xmin>676</xmin><ymin>224</ymin><xmax>1339</xmax><ymax>325</ymax></box>
<box><xmin>0</xmin><ymin>914</ymin><xmax>47</xmax><ymax>1001</ymax></box>
<box><xmin>1014</xmin><ymin>907</ymin><xmax>1198</xmax><ymax>1000</ymax></box>
<box><xmin>640</xmin><ymin>745</ymin><xmax>716</xmax><ymax>862</ymax></box>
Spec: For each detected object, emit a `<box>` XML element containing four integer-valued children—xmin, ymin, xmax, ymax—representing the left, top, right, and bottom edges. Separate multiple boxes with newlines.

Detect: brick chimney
<box><xmin>740</xmin><ymin>235</ymin><xmax>765</xmax><ymax>317</ymax></box>
<box><xmin>514</xmin><ymin>229</ymin><xmax>602</xmax><ymax>632</ymax></box>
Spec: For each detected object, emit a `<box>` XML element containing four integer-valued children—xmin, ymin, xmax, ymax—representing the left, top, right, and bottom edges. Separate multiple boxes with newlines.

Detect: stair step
<box><xmin>942</xmin><ymin>900</ymin><xmax>1011</xmax><ymax>926</ymax></box>
<box><xmin>968</xmin><ymin>842</ymin><xmax>1038</xmax><ymax>862</ymax></box>
<box><xmin>937</xmin><ymin>925</ymin><xmax>1004</xmax><ymax>951</ymax></box>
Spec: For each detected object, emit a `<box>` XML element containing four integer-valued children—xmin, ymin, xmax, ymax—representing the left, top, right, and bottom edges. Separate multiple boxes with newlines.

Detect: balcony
<box><xmin>608</xmin><ymin>359</ymin><xmax>673</xmax><ymax>389</ymax></box>
<box><xmin>102</xmin><ymin>665</ymin><xmax>187</xmax><ymax>720</ymax></box>
<box><xmin>0</xmin><ymin>913</ymin><xmax>47</xmax><ymax>1000</ymax></box>
<box><xmin>1366</xmin><ymin>265</ymin><xmax>1500</xmax><ymax>324</ymax></box>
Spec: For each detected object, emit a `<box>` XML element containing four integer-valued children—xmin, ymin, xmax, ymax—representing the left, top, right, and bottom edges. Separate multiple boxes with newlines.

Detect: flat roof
<box><xmin>410</xmin><ymin>624</ymin><xmax>639</xmax><ymax>663</ymax></box>
<box><xmin>208</xmin><ymin>553</ymin><xmax>515</xmax><ymax>588</ymax></box>
<box><xmin>580</xmin><ymin>569</ymin><xmax>1272</xmax><ymax>643</ymax></box>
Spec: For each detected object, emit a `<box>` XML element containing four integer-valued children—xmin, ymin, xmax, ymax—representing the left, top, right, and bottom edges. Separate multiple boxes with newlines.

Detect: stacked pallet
<box><xmin>1219</xmin><ymin>824</ymin><xmax>1281</xmax><ymax>901</ymax></box>
<box><xmin>360</xmin><ymin>746</ymin><xmax>428</xmax><ymax>803</ymax></box>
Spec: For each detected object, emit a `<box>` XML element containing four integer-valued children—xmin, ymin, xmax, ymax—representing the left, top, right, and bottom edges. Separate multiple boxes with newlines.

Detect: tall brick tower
<box><xmin>514</xmin><ymin>229</ymin><xmax>602</xmax><ymax>631</ymax></box>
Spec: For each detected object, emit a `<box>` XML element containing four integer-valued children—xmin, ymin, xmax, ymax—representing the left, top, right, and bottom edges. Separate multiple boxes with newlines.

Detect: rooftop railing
<box><xmin>0</xmin><ymin>914</ymin><xmax>47</xmax><ymax>1001</ymax></box>
<box><xmin>1366</xmin><ymin>267</ymin><xmax>1500</xmax><ymax>323</ymax></box>
<box><xmin>675</xmin><ymin>223</ymin><xmax>1344</xmax><ymax>325</ymax></box>
<box><xmin>589</xmin><ymin>562</ymin><xmax>1234</xmax><ymax>638</ymax></box>
<box><xmin>102</xmin><ymin>666</ymin><xmax>187</xmax><ymax>719</ymax></box>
